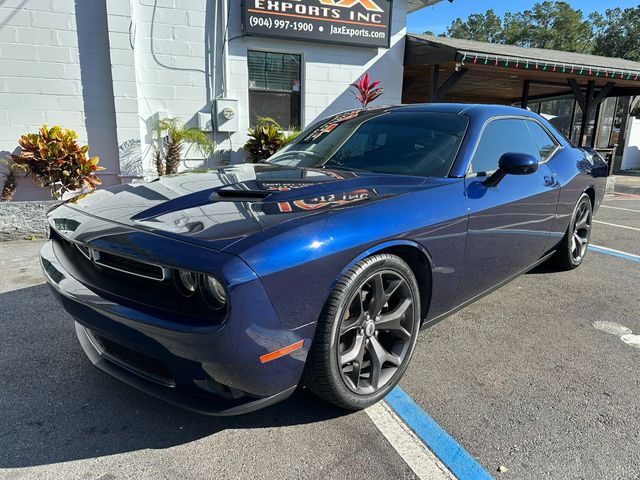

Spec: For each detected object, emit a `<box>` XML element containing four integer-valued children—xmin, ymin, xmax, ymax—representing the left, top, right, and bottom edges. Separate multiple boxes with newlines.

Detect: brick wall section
<box><xmin>1</xmin><ymin>0</ymin><xmax>411</xmax><ymax>196</ymax></box>
<box><xmin>132</xmin><ymin>0</ymin><xmax>214</xmax><ymax>175</ymax></box>
<box><xmin>106</xmin><ymin>0</ymin><xmax>144</xmax><ymax>178</ymax></box>
<box><xmin>0</xmin><ymin>0</ymin><xmax>120</xmax><ymax>200</ymax></box>
<box><xmin>132</xmin><ymin>0</ymin><xmax>407</xmax><ymax>169</ymax></box>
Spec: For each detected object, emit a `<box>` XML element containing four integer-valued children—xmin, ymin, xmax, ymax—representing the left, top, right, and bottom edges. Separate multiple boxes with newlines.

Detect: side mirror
<box><xmin>483</xmin><ymin>153</ymin><xmax>539</xmax><ymax>187</ymax></box>
<box><xmin>499</xmin><ymin>153</ymin><xmax>539</xmax><ymax>175</ymax></box>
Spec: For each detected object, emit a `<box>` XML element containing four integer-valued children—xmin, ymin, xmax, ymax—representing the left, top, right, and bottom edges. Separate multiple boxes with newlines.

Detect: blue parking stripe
<box><xmin>589</xmin><ymin>245</ymin><xmax>640</xmax><ymax>263</ymax></box>
<box><xmin>386</xmin><ymin>386</ymin><xmax>494</xmax><ymax>480</ymax></box>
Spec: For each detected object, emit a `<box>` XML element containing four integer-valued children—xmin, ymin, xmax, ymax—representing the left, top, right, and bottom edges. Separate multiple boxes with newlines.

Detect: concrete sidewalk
<box><xmin>0</xmin><ymin>240</ymin><xmax>45</xmax><ymax>293</ymax></box>
<box><xmin>614</xmin><ymin>171</ymin><xmax>640</xmax><ymax>195</ymax></box>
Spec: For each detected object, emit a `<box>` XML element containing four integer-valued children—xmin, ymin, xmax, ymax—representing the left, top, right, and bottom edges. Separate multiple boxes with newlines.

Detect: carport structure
<box><xmin>403</xmin><ymin>35</ymin><xmax>640</xmax><ymax>172</ymax></box>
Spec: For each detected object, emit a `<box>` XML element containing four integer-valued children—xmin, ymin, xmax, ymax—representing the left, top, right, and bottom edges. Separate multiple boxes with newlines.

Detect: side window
<box><xmin>526</xmin><ymin>121</ymin><xmax>559</xmax><ymax>161</ymax></box>
<box><xmin>471</xmin><ymin>119</ymin><xmax>540</xmax><ymax>173</ymax></box>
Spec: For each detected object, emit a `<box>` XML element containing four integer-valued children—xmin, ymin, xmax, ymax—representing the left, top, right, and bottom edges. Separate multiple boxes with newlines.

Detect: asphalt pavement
<box><xmin>1</xmin><ymin>194</ymin><xmax>639</xmax><ymax>480</ymax></box>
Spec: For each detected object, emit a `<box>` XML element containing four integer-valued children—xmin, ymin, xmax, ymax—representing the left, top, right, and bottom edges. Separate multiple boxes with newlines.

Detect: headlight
<box><xmin>200</xmin><ymin>275</ymin><xmax>227</xmax><ymax>310</ymax></box>
<box><xmin>176</xmin><ymin>270</ymin><xmax>198</xmax><ymax>296</ymax></box>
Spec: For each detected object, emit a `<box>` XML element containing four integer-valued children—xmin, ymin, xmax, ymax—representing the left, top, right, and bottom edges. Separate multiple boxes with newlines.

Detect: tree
<box><xmin>591</xmin><ymin>7</ymin><xmax>640</xmax><ymax>61</ymax></box>
<box><xmin>446</xmin><ymin>9</ymin><xmax>502</xmax><ymax>43</ymax></box>
<box><xmin>444</xmin><ymin>2</ymin><xmax>594</xmax><ymax>54</ymax></box>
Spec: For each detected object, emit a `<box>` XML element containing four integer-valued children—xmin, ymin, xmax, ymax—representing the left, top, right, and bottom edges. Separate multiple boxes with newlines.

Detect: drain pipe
<box><xmin>220</xmin><ymin>0</ymin><xmax>229</xmax><ymax>98</ymax></box>
<box><xmin>212</xmin><ymin>0</ymin><xmax>218</xmax><ymax>98</ymax></box>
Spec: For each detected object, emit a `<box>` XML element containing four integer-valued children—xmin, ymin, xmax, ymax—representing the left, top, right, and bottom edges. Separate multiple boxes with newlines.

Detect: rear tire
<box><xmin>552</xmin><ymin>193</ymin><xmax>593</xmax><ymax>270</ymax></box>
<box><xmin>303</xmin><ymin>254</ymin><xmax>421</xmax><ymax>410</ymax></box>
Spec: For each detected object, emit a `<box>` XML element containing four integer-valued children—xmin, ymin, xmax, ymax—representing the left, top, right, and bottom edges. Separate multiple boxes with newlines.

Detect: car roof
<box><xmin>359</xmin><ymin>103</ymin><xmax>540</xmax><ymax>119</ymax></box>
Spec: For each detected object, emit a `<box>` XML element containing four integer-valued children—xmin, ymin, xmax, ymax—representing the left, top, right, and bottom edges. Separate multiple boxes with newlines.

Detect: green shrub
<box><xmin>9</xmin><ymin>125</ymin><xmax>104</xmax><ymax>200</ymax></box>
<box><xmin>244</xmin><ymin>118</ymin><xmax>299</xmax><ymax>163</ymax></box>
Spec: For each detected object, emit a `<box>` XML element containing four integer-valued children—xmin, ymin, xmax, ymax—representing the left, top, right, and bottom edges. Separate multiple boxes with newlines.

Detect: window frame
<box><xmin>524</xmin><ymin>119</ymin><xmax>562</xmax><ymax>163</ymax></box>
<box><xmin>247</xmin><ymin>48</ymin><xmax>305</xmax><ymax>130</ymax></box>
<box><xmin>466</xmin><ymin>115</ymin><xmax>562</xmax><ymax>176</ymax></box>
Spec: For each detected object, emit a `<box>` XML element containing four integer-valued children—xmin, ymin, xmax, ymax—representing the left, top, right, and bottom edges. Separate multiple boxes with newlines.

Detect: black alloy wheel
<box><xmin>303</xmin><ymin>254</ymin><xmax>421</xmax><ymax>410</ymax></box>
<box><xmin>571</xmin><ymin>199</ymin><xmax>592</xmax><ymax>264</ymax></box>
<box><xmin>553</xmin><ymin>193</ymin><xmax>593</xmax><ymax>270</ymax></box>
<box><xmin>338</xmin><ymin>270</ymin><xmax>415</xmax><ymax>395</ymax></box>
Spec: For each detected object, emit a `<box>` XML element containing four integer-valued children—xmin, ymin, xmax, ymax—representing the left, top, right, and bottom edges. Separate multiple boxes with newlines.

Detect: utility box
<box><xmin>214</xmin><ymin>98</ymin><xmax>239</xmax><ymax>133</ymax></box>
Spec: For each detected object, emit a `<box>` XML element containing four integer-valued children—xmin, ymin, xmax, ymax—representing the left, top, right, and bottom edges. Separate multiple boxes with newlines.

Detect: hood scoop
<box><xmin>212</xmin><ymin>188</ymin><xmax>271</xmax><ymax>201</ymax></box>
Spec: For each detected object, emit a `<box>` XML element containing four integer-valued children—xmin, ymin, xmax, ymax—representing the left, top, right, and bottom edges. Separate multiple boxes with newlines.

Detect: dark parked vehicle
<box><xmin>41</xmin><ymin>104</ymin><xmax>608</xmax><ymax>414</ymax></box>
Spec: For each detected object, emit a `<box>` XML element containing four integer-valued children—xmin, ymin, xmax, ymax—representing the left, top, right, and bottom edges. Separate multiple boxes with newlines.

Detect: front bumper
<box><xmin>41</xmin><ymin>236</ymin><xmax>313</xmax><ymax>416</ymax></box>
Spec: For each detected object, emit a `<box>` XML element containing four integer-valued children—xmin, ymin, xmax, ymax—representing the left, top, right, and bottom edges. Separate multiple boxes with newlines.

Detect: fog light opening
<box><xmin>200</xmin><ymin>275</ymin><xmax>227</xmax><ymax>310</ymax></box>
<box><xmin>175</xmin><ymin>269</ymin><xmax>198</xmax><ymax>297</ymax></box>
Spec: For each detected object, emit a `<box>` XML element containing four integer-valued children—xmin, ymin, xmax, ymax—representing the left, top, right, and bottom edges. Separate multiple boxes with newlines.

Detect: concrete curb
<box><xmin>0</xmin><ymin>201</ymin><xmax>56</xmax><ymax>241</ymax></box>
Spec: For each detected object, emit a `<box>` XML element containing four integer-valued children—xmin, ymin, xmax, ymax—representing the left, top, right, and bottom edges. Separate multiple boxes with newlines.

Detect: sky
<box><xmin>407</xmin><ymin>0</ymin><xmax>640</xmax><ymax>35</ymax></box>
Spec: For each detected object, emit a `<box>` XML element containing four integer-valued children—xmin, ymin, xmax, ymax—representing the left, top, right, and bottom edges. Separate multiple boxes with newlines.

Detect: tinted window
<box><xmin>526</xmin><ymin>121</ymin><xmax>558</xmax><ymax>161</ymax></box>
<box><xmin>471</xmin><ymin>119</ymin><xmax>540</xmax><ymax>173</ymax></box>
<box><xmin>269</xmin><ymin>111</ymin><xmax>468</xmax><ymax>178</ymax></box>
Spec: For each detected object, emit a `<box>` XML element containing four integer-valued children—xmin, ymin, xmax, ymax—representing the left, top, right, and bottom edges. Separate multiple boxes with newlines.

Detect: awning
<box><xmin>404</xmin><ymin>34</ymin><xmax>640</xmax><ymax>104</ymax></box>
<box><xmin>407</xmin><ymin>0</ymin><xmax>447</xmax><ymax>14</ymax></box>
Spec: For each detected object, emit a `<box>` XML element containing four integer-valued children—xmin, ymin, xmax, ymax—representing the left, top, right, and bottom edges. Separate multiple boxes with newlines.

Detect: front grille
<box><xmin>49</xmin><ymin>228</ymin><xmax>226</xmax><ymax>326</ymax></box>
<box><xmin>94</xmin><ymin>250</ymin><xmax>166</xmax><ymax>281</ymax></box>
<box><xmin>88</xmin><ymin>330</ymin><xmax>175</xmax><ymax>387</ymax></box>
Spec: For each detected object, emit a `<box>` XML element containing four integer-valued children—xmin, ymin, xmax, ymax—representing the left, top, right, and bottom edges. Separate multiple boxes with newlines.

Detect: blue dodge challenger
<box><xmin>41</xmin><ymin>104</ymin><xmax>608</xmax><ymax>415</ymax></box>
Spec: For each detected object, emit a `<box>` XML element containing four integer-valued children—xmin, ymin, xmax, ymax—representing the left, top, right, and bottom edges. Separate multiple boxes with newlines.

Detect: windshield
<box><xmin>269</xmin><ymin>110</ymin><xmax>468</xmax><ymax>177</ymax></box>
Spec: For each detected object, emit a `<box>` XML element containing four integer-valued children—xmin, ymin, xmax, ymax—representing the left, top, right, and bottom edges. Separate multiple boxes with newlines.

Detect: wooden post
<box><xmin>429</xmin><ymin>64</ymin><xmax>439</xmax><ymax>103</ymax></box>
<box><xmin>579</xmin><ymin>81</ymin><xmax>595</xmax><ymax>147</ymax></box>
<box><xmin>615</xmin><ymin>97</ymin><xmax>632</xmax><ymax>169</ymax></box>
<box><xmin>521</xmin><ymin>80</ymin><xmax>530</xmax><ymax>109</ymax></box>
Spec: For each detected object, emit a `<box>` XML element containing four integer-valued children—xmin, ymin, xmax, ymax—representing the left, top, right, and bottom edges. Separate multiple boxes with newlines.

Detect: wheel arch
<box><xmin>584</xmin><ymin>185</ymin><xmax>596</xmax><ymax>208</ymax></box>
<box><xmin>336</xmin><ymin>240</ymin><xmax>433</xmax><ymax>323</ymax></box>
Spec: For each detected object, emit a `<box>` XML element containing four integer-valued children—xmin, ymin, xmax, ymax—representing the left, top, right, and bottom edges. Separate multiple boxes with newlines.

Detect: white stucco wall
<box><xmin>622</xmin><ymin>117</ymin><xmax>640</xmax><ymax>170</ymax></box>
<box><xmin>0</xmin><ymin>0</ymin><xmax>121</xmax><ymax>200</ymax></box>
<box><xmin>131</xmin><ymin>0</ymin><xmax>408</xmax><ymax>175</ymax></box>
<box><xmin>1</xmin><ymin>0</ymin><xmax>409</xmax><ymax>200</ymax></box>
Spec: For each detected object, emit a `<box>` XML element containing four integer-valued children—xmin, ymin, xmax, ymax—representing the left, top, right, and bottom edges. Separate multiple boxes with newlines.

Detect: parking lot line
<box><xmin>366</xmin><ymin>401</ymin><xmax>455</xmax><ymax>480</ymax></box>
<box><xmin>384</xmin><ymin>387</ymin><xmax>494</xmax><ymax>480</ymax></box>
<box><xmin>600</xmin><ymin>205</ymin><xmax>640</xmax><ymax>214</ymax></box>
<box><xmin>589</xmin><ymin>244</ymin><xmax>640</xmax><ymax>263</ymax></box>
<box><xmin>593</xmin><ymin>220</ymin><xmax>640</xmax><ymax>232</ymax></box>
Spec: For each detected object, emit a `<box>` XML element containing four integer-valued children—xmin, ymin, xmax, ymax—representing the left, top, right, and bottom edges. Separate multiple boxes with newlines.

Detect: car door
<box><xmin>459</xmin><ymin>117</ymin><xmax>561</xmax><ymax>301</ymax></box>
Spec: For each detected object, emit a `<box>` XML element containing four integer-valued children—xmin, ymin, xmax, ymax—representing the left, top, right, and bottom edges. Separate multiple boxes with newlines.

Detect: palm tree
<box><xmin>152</xmin><ymin>118</ymin><xmax>215</xmax><ymax>175</ymax></box>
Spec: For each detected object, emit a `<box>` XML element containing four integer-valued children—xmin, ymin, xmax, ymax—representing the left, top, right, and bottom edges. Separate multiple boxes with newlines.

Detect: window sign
<box><xmin>242</xmin><ymin>0</ymin><xmax>392</xmax><ymax>48</ymax></box>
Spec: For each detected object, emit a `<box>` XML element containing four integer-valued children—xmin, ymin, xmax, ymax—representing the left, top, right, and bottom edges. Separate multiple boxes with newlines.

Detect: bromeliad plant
<box><xmin>9</xmin><ymin>125</ymin><xmax>104</xmax><ymax>200</ymax></box>
<box><xmin>152</xmin><ymin>118</ymin><xmax>215</xmax><ymax>176</ymax></box>
<box><xmin>244</xmin><ymin>117</ymin><xmax>300</xmax><ymax>163</ymax></box>
<box><xmin>351</xmin><ymin>72</ymin><xmax>384</xmax><ymax>108</ymax></box>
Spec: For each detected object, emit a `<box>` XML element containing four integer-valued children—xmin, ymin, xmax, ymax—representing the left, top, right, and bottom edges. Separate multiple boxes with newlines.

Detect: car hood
<box><xmin>53</xmin><ymin>163</ymin><xmax>430</xmax><ymax>251</ymax></box>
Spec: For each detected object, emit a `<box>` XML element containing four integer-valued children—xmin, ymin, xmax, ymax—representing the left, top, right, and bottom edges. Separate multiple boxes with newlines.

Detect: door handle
<box><xmin>544</xmin><ymin>175</ymin><xmax>556</xmax><ymax>186</ymax></box>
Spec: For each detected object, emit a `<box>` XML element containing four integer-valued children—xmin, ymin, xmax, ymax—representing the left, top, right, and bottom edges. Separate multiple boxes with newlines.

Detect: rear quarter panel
<box><xmin>546</xmin><ymin>147</ymin><xmax>608</xmax><ymax>249</ymax></box>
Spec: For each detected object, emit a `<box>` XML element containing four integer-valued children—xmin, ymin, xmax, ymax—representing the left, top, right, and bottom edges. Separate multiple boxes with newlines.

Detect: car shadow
<box><xmin>526</xmin><ymin>261</ymin><xmax>561</xmax><ymax>275</ymax></box>
<box><xmin>0</xmin><ymin>284</ymin><xmax>345</xmax><ymax>469</ymax></box>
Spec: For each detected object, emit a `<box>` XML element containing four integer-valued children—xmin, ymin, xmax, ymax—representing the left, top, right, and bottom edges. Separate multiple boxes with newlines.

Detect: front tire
<box><xmin>552</xmin><ymin>193</ymin><xmax>593</xmax><ymax>270</ymax></box>
<box><xmin>303</xmin><ymin>254</ymin><xmax>421</xmax><ymax>410</ymax></box>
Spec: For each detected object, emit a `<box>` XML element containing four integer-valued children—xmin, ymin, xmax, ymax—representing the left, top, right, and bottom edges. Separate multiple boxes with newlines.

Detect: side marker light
<box><xmin>259</xmin><ymin>340</ymin><xmax>305</xmax><ymax>364</ymax></box>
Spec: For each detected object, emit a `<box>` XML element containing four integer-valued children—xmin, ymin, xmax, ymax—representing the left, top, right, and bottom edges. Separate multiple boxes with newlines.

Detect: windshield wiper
<box><xmin>321</xmin><ymin>162</ymin><xmax>367</xmax><ymax>173</ymax></box>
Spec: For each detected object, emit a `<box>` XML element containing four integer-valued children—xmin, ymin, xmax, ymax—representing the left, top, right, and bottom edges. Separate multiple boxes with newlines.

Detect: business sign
<box><xmin>242</xmin><ymin>0</ymin><xmax>393</xmax><ymax>48</ymax></box>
